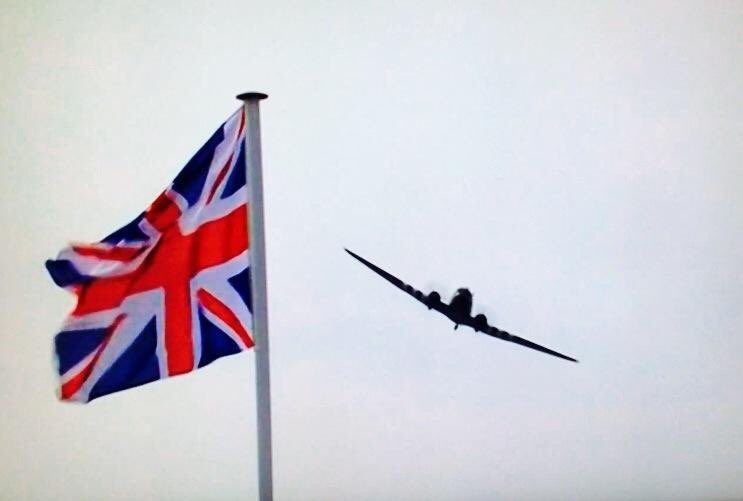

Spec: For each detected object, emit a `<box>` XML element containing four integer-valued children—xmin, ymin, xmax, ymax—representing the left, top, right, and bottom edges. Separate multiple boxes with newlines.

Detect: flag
<box><xmin>46</xmin><ymin>109</ymin><xmax>254</xmax><ymax>402</ymax></box>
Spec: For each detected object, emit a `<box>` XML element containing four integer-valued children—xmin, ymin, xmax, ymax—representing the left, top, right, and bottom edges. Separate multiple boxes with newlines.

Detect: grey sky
<box><xmin>1</xmin><ymin>1</ymin><xmax>742</xmax><ymax>499</ymax></box>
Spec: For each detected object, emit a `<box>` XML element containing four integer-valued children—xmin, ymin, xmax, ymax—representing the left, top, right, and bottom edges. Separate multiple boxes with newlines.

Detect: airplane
<box><xmin>345</xmin><ymin>248</ymin><xmax>578</xmax><ymax>363</ymax></box>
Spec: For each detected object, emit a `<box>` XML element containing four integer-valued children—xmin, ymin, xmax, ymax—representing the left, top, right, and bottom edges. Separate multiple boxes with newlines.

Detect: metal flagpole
<box><xmin>237</xmin><ymin>92</ymin><xmax>273</xmax><ymax>501</ymax></box>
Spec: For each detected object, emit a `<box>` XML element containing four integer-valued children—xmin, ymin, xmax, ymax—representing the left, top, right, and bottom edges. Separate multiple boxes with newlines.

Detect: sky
<box><xmin>1</xmin><ymin>1</ymin><xmax>742</xmax><ymax>499</ymax></box>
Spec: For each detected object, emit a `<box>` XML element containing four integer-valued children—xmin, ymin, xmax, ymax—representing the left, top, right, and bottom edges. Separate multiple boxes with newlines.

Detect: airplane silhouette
<box><xmin>345</xmin><ymin>248</ymin><xmax>578</xmax><ymax>363</ymax></box>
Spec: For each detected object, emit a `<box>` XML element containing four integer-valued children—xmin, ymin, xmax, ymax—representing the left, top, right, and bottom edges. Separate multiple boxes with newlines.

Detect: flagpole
<box><xmin>237</xmin><ymin>92</ymin><xmax>273</xmax><ymax>501</ymax></box>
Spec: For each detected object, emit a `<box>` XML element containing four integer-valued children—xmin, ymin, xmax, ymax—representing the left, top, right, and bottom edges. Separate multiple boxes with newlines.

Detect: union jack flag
<box><xmin>46</xmin><ymin>109</ymin><xmax>254</xmax><ymax>402</ymax></box>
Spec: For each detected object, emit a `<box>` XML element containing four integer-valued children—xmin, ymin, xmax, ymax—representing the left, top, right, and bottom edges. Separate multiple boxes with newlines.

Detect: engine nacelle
<box><xmin>474</xmin><ymin>313</ymin><xmax>488</xmax><ymax>329</ymax></box>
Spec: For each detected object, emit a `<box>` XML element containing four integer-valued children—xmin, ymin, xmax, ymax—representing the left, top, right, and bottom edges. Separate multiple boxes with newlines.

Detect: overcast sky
<box><xmin>2</xmin><ymin>1</ymin><xmax>742</xmax><ymax>500</ymax></box>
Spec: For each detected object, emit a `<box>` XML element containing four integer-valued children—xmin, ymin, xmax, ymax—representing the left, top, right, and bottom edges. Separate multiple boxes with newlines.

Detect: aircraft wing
<box><xmin>345</xmin><ymin>248</ymin><xmax>578</xmax><ymax>363</ymax></box>
<box><xmin>344</xmin><ymin>248</ymin><xmax>450</xmax><ymax>315</ymax></box>
<box><xmin>467</xmin><ymin>321</ymin><xmax>578</xmax><ymax>363</ymax></box>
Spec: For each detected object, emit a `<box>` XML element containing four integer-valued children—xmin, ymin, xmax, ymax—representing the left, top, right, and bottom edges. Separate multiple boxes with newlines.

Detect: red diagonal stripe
<box><xmin>236</xmin><ymin>106</ymin><xmax>245</xmax><ymax>137</ymax></box>
<box><xmin>197</xmin><ymin>288</ymin><xmax>254</xmax><ymax>349</ymax></box>
<box><xmin>72</xmin><ymin>244</ymin><xmax>146</xmax><ymax>262</ymax></box>
<box><xmin>205</xmin><ymin>112</ymin><xmax>245</xmax><ymax>204</ymax></box>
<box><xmin>205</xmin><ymin>153</ymin><xmax>234</xmax><ymax>204</ymax></box>
<box><xmin>60</xmin><ymin>314</ymin><xmax>126</xmax><ymax>400</ymax></box>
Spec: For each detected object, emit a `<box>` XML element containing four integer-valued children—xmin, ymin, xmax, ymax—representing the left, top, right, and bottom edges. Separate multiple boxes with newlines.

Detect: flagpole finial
<box><xmin>236</xmin><ymin>92</ymin><xmax>268</xmax><ymax>101</ymax></box>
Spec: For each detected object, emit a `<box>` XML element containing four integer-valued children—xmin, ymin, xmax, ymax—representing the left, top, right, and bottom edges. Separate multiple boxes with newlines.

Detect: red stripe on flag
<box><xmin>145</xmin><ymin>192</ymin><xmax>182</xmax><ymax>232</ymax></box>
<box><xmin>163</xmin><ymin>285</ymin><xmax>194</xmax><ymax>375</ymax></box>
<box><xmin>191</xmin><ymin>206</ymin><xmax>249</xmax><ymax>271</ymax></box>
<box><xmin>236</xmin><ymin>106</ymin><xmax>245</xmax><ymax>137</ymax></box>
<box><xmin>205</xmin><ymin>112</ymin><xmax>245</xmax><ymax>204</ymax></box>
<box><xmin>60</xmin><ymin>314</ymin><xmax>125</xmax><ymax>400</ymax></box>
<box><xmin>197</xmin><ymin>288</ymin><xmax>254</xmax><ymax>348</ymax></box>
<box><xmin>205</xmin><ymin>153</ymin><xmax>233</xmax><ymax>204</ymax></box>
<box><xmin>72</xmin><ymin>245</ymin><xmax>146</xmax><ymax>262</ymax></box>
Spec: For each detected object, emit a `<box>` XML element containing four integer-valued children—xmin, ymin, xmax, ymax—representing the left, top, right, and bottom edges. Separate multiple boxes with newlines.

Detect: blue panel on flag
<box><xmin>228</xmin><ymin>267</ymin><xmax>252</xmax><ymax>314</ymax></box>
<box><xmin>55</xmin><ymin>328</ymin><xmax>109</xmax><ymax>375</ymax></box>
<box><xmin>172</xmin><ymin>126</ymin><xmax>224</xmax><ymax>207</ymax></box>
<box><xmin>221</xmin><ymin>143</ymin><xmax>246</xmax><ymax>199</ymax></box>
<box><xmin>102</xmin><ymin>213</ymin><xmax>149</xmax><ymax>244</ymax></box>
<box><xmin>45</xmin><ymin>259</ymin><xmax>92</xmax><ymax>288</ymax></box>
<box><xmin>88</xmin><ymin>318</ymin><xmax>160</xmax><ymax>401</ymax></box>
<box><xmin>198</xmin><ymin>310</ymin><xmax>241</xmax><ymax>368</ymax></box>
